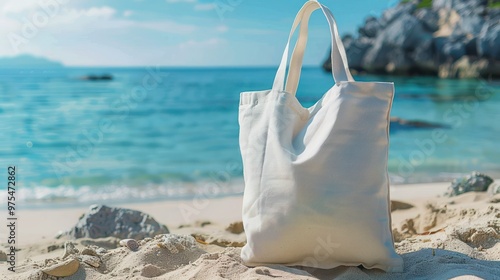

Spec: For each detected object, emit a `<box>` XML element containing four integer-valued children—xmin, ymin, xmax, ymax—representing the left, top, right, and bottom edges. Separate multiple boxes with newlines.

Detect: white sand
<box><xmin>0</xmin><ymin>183</ymin><xmax>499</xmax><ymax>279</ymax></box>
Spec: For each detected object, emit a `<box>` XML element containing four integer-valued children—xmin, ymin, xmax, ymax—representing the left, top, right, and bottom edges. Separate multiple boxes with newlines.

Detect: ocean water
<box><xmin>1</xmin><ymin>67</ymin><xmax>499</xmax><ymax>207</ymax></box>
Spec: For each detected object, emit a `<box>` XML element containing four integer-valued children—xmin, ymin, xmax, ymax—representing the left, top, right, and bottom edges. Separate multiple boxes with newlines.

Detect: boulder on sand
<box><xmin>60</xmin><ymin>204</ymin><xmax>169</xmax><ymax>240</ymax></box>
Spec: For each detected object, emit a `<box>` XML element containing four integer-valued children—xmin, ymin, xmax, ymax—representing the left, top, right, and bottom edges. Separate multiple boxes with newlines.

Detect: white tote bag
<box><xmin>238</xmin><ymin>0</ymin><xmax>403</xmax><ymax>272</ymax></box>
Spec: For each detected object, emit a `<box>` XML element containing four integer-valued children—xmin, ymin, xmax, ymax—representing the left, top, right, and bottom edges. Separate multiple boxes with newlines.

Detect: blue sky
<box><xmin>0</xmin><ymin>0</ymin><xmax>397</xmax><ymax>66</ymax></box>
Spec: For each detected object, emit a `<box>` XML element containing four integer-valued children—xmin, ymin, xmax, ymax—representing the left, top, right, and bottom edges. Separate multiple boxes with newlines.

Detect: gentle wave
<box><xmin>4</xmin><ymin>179</ymin><xmax>244</xmax><ymax>209</ymax></box>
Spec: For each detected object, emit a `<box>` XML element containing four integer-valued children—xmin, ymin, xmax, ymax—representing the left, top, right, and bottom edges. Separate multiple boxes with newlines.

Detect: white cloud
<box><xmin>123</xmin><ymin>10</ymin><xmax>133</xmax><ymax>17</ymax></box>
<box><xmin>84</xmin><ymin>6</ymin><xmax>116</xmax><ymax>18</ymax></box>
<box><xmin>194</xmin><ymin>3</ymin><xmax>215</xmax><ymax>11</ymax></box>
<box><xmin>1</xmin><ymin>1</ymin><xmax>40</xmax><ymax>15</ymax></box>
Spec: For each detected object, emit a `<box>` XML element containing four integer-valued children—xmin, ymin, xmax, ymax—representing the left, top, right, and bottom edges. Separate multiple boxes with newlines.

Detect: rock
<box><xmin>438</xmin><ymin>56</ymin><xmax>492</xmax><ymax>78</ymax></box>
<box><xmin>445</xmin><ymin>171</ymin><xmax>494</xmax><ymax>197</ymax></box>
<box><xmin>464</xmin><ymin>37</ymin><xmax>478</xmax><ymax>55</ymax></box>
<box><xmin>435</xmin><ymin>36</ymin><xmax>466</xmax><ymax>61</ymax></box>
<box><xmin>62</xmin><ymin>241</ymin><xmax>79</xmax><ymax>259</ymax></box>
<box><xmin>363</xmin><ymin>14</ymin><xmax>431</xmax><ymax>72</ymax></box>
<box><xmin>390</xmin><ymin>117</ymin><xmax>449</xmax><ymax>132</ymax></box>
<box><xmin>79</xmin><ymin>74</ymin><xmax>113</xmax><ymax>81</ymax></box>
<box><xmin>358</xmin><ymin>16</ymin><xmax>381</xmax><ymax>38</ymax></box>
<box><xmin>381</xmin><ymin>2</ymin><xmax>416</xmax><ymax>26</ymax></box>
<box><xmin>453</xmin><ymin>0</ymin><xmax>488</xmax><ymax>16</ymax></box>
<box><xmin>412</xmin><ymin>38</ymin><xmax>438</xmax><ymax>74</ymax></box>
<box><xmin>432</xmin><ymin>0</ymin><xmax>453</xmax><ymax>10</ymax></box>
<box><xmin>434</xmin><ymin>8</ymin><xmax>462</xmax><ymax>38</ymax></box>
<box><xmin>62</xmin><ymin>204</ymin><xmax>169</xmax><ymax>240</ymax></box>
<box><xmin>363</xmin><ymin>40</ymin><xmax>390</xmax><ymax>72</ymax></box>
<box><xmin>488</xmin><ymin>8</ymin><xmax>500</xmax><ymax>22</ymax></box>
<box><xmin>385</xmin><ymin>48</ymin><xmax>413</xmax><ymax>74</ymax></box>
<box><xmin>443</xmin><ymin>40</ymin><xmax>466</xmax><ymax>59</ymax></box>
<box><xmin>416</xmin><ymin>9</ymin><xmax>440</xmax><ymax>32</ymax></box>
<box><xmin>453</xmin><ymin>15</ymin><xmax>485</xmax><ymax>36</ymax></box>
<box><xmin>81</xmin><ymin>255</ymin><xmax>101</xmax><ymax>268</ymax></box>
<box><xmin>42</xmin><ymin>258</ymin><xmax>80</xmax><ymax>277</ymax></box>
<box><xmin>322</xmin><ymin>0</ymin><xmax>500</xmax><ymax>78</ymax></box>
<box><xmin>382</xmin><ymin>14</ymin><xmax>431</xmax><ymax>50</ymax></box>
<box><xmin>434</xmin><ymin>0</ymin><xmax>488</xmax><ymax>16</ymax></box>
<box><xmin>478</xmin><ymin>23</ymin><xmax>500</xmax><ymax>60</ymax></box>
<box><xmin>345</xmin><ymin>37</ymin><xmax>373</xmax><ymax>70</ymax></box>
<box><xmin>226</xmin><ymin>221</ymin><xmax>244</xmax><ymax>234</ymax></box>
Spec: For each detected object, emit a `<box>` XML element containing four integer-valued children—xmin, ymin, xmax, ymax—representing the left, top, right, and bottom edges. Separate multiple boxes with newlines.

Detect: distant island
<box><xmin>324</xmin><ymin>0</ymin><xmax>500</xmax><ymax>79</ymax></box>
<box><xmin>0</xmin><ymin>54</ymin><xmax>64</xmax><ymax>69</ymax></box>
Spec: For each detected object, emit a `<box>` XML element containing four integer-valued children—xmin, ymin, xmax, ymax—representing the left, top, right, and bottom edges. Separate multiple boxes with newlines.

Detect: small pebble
<box><xmin>119</xmin><ymin>239</ymin><xmax>139</xmax><ymax>251</ymax></box>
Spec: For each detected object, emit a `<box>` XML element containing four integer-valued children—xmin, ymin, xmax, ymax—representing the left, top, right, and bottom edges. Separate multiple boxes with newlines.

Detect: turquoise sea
<box><xmin>1</xmin><ymin>67</ymin><xmax>499</xmax><ymax>207</ymax></box>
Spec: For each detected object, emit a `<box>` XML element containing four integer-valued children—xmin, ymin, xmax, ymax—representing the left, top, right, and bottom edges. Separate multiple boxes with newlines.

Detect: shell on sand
<box><xmin>42</xmin><ymin>258</ymin><xmax>80</xmax><ymax>277</ymax></box>
<box><xmin>119</xmin><ymin>239</ymin><xmax>139</xmax><ymax>251</ymax></box>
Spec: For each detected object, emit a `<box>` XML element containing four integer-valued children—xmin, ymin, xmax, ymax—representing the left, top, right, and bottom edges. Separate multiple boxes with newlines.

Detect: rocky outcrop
<box><xmin>324</xmin><ymin>0</ymin><xmax>500</xmax><ymax>78</ymax></box>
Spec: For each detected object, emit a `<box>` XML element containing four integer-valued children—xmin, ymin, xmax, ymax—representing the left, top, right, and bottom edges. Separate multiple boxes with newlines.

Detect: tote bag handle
<box><xmin>272</xmin><ymin>0</ymin><xmax>354</xmax><ymax>95</ymax></box>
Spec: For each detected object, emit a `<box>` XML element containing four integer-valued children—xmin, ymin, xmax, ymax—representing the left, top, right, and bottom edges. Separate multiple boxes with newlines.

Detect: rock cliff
<box><xmin>323</xmin><ymin>0</ymin><xmax>500</xmax><ymax>78</ymax></box>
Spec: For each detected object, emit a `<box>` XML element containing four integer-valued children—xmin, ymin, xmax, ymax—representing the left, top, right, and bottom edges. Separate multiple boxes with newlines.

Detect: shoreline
<box><xmin>9</xmin><ymin>179</ymin><xmax>470</xmax><ymax>210</ymax></box>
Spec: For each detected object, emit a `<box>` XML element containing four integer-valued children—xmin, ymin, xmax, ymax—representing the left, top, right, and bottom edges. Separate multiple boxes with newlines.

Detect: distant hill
<box><xmin>0</xmin><ymin>54</ymin><xmax>64</xmax><ymax>69</ymax></box>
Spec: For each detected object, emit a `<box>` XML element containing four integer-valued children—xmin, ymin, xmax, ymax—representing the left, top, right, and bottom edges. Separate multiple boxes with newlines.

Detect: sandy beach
<box><xmin>1</xmin><ymin>182</ymin><xmax>499</xmax><ymax>279</ymax></box>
